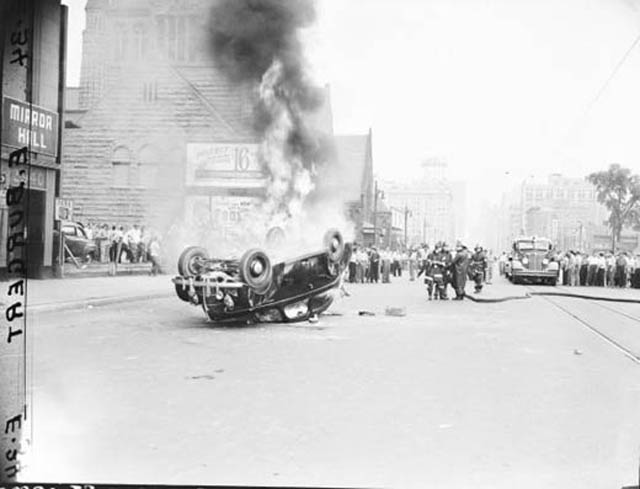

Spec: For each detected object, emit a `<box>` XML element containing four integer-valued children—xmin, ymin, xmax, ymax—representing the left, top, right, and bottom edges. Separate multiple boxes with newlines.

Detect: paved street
<box><xmin>23</xmin><ymin>275</ymin><xmax>640</xmax><ymax>488</ymax></box>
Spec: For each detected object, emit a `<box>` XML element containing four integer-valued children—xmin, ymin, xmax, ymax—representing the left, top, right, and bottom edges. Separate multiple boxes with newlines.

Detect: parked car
<box><xmin>53</xmin><ymin>221</ymin><xmax>97</xmax><ymax>266</ymax></box>
<box><xmin>172</xmin><ymin>229</ymin><xmax>351</xmax><ymax>324</ymax></box>
<box><xmin>507</xmin><ymin>236</ymin><xmax>559</xmax><ymax>285</ymax></box>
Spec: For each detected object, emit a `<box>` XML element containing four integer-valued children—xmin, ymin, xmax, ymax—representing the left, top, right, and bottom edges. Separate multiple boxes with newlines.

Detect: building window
<box><xmin>142</xmin><ymin>81</ymin><xmax>158</xmax><ymax>102</ymax></box>
<box><xmin>116</xmin><ymin>24</ymin><xmax>129</xmax><ymax>59</ymax></box>
<box><xmin>112</xmin><ymin>146</ymin><xmax>132</xmax><ymax>187</ymax></box>
<box><xmin>167</xmin><ymin>16</ymin><xmax>176</xmax><ymax>60</ymax></box>
<box><xmin>133</xmin><ymin>24</ymin><xmax>148</xmax><ymax>60</ymax></box>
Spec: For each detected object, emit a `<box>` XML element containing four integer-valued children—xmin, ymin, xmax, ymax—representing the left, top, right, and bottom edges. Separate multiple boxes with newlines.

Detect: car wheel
<box><xmin>549</xmin><ymin>278</ymin><xmax>557</xmax><ymax>286</ymax></box>
<box><xmin>239</xmin><ymin>248</ymin><xmax>272</xmax><ymax>295</ymax></box>
<box><xmin>512</xmin><ymin>276</ymin><xmax>520</xmax><ymax>285</ymax></box>
<box><xmin>323</xmin><ymin>229</ymin><xmax>345</xmax><ymax>263</ymax></box>
<box><xmin>178</xmin><ymin>246</ymin><xmax>209</xmax><ymax>277</ymax></box>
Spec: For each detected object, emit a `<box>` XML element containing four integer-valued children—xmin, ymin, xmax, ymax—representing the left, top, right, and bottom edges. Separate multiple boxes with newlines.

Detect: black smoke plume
<box><xmin>209</xmin><ymin>0</ymin><xmax>330</xmax><ymax>217</ymax></box>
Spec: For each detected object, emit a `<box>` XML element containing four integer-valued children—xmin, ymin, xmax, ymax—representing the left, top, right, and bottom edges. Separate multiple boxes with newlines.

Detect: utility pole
<box><xmin>403</xmin><ymin>204</ymin><xmax>412</xmax><ymax>251</ymax></box>
<box><xmin>372</xmin><ymin>181</ymin><xmax>383</xmax><ymax>247</ymax></box>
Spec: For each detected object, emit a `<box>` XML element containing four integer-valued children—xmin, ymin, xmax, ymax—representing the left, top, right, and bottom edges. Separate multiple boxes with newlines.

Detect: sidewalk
<box><xmin>59</xmin><ymin>261</ymin><xmax>157</xmax><ymax>278</ymax></box>
<box><xmin>21</xmin><ymin>274</ymin><xmax>174</xmax><ymax>313</ymax></box>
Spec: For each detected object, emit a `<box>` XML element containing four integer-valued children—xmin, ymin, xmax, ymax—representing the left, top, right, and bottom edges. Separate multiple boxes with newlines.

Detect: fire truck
<box><xmin>505</xmin><ymin>236</ymin><xmax>559</xmax><ymax>286</ymax></box>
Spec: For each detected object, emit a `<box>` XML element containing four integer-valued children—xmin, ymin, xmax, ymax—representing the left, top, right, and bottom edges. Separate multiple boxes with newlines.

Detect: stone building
<box><xmin>62</xmin><ymin>0</ymin><xmax>260</xmax><ymax>234</ymax></box>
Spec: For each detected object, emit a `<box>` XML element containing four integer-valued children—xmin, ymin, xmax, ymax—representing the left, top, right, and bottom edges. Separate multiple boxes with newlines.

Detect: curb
<box><xmin>61</xmin><ymin>269</ymin><xmax>158</xmax><ymax>279</ymax></box>
<box><xmin>29</xmin><ymin>291</ymin><xmax>174</xmax><ymax>313</ymax></box>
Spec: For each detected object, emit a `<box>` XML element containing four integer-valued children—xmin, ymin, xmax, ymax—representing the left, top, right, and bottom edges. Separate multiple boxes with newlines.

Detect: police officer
<box><xmin>469</xmin><ymin>244</ymin><xmax>487</xmax><ymax>293</ymax></box>
<box><xmin>451</xmin><ymin>241</ymin><xmax>470</xmax><ymax>300</ymax></box>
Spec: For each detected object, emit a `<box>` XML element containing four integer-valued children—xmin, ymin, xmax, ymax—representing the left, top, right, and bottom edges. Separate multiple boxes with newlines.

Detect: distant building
<box><xmin>499</xmin><ymin>173</ymin><xmax>617</xmax><ymax>252</ymax></box>
<box><xmin>382</xmin><ymin>159</ymin><xmax>458</xmax><ymax>247</ymax></box>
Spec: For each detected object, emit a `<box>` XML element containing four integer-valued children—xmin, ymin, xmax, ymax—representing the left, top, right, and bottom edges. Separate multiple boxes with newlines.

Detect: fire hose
<box><xmin>463</xmin><ymin>290</ymin><xmax>640</xmax><ymax>304</ymax></box>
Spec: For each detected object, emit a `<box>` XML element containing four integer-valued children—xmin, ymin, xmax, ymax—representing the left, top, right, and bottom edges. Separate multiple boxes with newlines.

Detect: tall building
<box><xmin>382</xmin><ymin>159</ymin><xmax>457</xmax><ymax>247</ymax></box>
<box><xmin>500</xmin><ymin>173</ymin><xmax>611</xmax><ymax>252</ymax></box>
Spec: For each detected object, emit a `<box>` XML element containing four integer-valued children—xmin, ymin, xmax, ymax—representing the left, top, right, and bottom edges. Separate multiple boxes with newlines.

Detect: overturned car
<box><xmin>172</xmin><ymin>229</ymin><xmax>351</xmax><ymax>324</ymax></box>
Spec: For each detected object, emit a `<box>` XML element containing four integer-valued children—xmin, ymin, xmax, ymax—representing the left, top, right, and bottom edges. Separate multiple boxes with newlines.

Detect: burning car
<box><xmin>507</xmin><ymin>236</ymin><xmax>559</xmax><ymax>285</ymax></box>
<box><xmin>172</xmin><ymin>229</ymin><xmax>351</xmax><ymax>323</ymax></box>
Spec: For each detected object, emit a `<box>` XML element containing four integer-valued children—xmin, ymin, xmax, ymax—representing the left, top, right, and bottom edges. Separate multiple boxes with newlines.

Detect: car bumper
<box><xmin>511</xmin><ymin>270</ymin><xmax>558</xmax><ymax>278</ymax></box>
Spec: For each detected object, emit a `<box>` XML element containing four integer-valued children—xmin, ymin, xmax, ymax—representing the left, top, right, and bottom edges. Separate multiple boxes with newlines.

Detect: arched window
<box><xmin>112</xmin><ymin>146</ymin><xmax>131</xmax><ymax>187</ymax></box>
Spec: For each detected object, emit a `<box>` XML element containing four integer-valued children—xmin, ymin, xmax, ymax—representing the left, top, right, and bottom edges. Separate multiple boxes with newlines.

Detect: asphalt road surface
<box><xmin>24</xmin><ymin>276</ymin><xmax>640</xmax><ymax>488</ymax></box>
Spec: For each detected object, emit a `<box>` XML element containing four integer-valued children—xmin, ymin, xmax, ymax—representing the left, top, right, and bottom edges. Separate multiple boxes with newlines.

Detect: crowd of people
<box><xmin>347</xmin><ymin>242</ymin><xmax>491</xmax><ymax>300</ymax></box>
<box><xmin>497</xmin><ymin>250</ymin><xmax>640</xmax><ymax>289</ymax></box>
<box><xmin>80</xmin><ymin>221</ymin><xmax>163</xmax><ymax>275</ymax></box>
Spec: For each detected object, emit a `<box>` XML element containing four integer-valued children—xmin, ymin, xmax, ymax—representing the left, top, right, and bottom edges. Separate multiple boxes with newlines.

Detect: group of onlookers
<box><xmin>81</xmin><ymin>221</ymin><xmax>163</xmax><ymax>275</ymax></box>
<box><xmin>555</xmin><ymin>250</ymin><xmax>640</xmax><ymax>288</ymax></box>
<box><xmin>347</xmin><ymin>246</ymin><xmax>408</xmax><ymax>283</ymax></box>
<box><xmin>345</xmin><ymin>243</ymin><xmax>494</xmax><ymax>299</ymax></box>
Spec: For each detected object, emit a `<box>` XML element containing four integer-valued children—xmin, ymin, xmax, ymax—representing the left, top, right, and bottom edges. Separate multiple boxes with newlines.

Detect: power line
<box><xmin>582</xmin><ymin>30</ymin><xmax>640</xmax><ymax>118</ymax></box>
<box><xmin>557</xmin><ymin>29</ymin><xmax>640</xmax><ymax>157</ymax></box>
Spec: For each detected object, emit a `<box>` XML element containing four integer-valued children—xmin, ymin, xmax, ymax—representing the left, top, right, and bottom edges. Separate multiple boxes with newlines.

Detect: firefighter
<box><xmin>469</xmin><ymin>244</ymin><xmax>487</xmax><ymax>293</ymax></box>
<box><xmin>431</xmin><ymin>242</ymin><xmax>451</xmax><ymax>300</ymax></box>
<box><xmin>441</xmin><ymin>241</ymin><xmax>453</xmax><ymax>298</ymax></box>
<box><xmin>424</xmin><ymin>242</ymin><xmax>438</xmax><ymax>299</ymax></box>
<box><xmin>451</xmin><ymin>242</ymin><xmax>470</xmax><ymax>300</ymax></box>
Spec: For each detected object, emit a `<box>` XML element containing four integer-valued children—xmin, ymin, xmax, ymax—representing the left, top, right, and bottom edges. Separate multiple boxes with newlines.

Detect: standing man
<box><xmin>615</xmin><ymin>252</ymin><xmax>628</xmax><ymax>287</ymax></box>
<box><xmin>149</xmin><ymin>235</ymin><xmax>162</xmax><ymax>275</ymax></box>
<box><xmin>369</xmin><ymin>247</ymin><xmax>380</xmax><ymax>283</ymax></box>
<box><xmin>348</xmin><ymin>245</ymin><xmax>358</xmax><ymax>283</ymax></box>
<box><xmin>451</xmin><ymin>242</ymin><xmax>471</xmax><ymax>300</ymax></box>
<box><xmin>469</xmin><ymin>245</ymin><xmax>487</xmax><ymax>294</ymax></box>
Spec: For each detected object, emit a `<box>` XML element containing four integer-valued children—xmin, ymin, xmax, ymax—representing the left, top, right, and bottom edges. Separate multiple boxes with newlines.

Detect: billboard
<box><xmin>186</xmin><ymin>143</ymin><xmax>266</xmax><ymax>187</ymax></box>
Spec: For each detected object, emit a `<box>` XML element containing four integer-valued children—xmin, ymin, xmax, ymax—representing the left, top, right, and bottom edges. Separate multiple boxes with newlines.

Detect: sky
<box><xmin>62</xmin><ymin>0</ymin><xmax>640</xmax><ymax>210</ymax></box>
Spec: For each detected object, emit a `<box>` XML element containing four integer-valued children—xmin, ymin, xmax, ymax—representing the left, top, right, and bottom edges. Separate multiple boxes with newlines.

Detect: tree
<box><xmin>587</xmin><ymin>164</ymin><xmax>640</xmax><ymax>251</ymax></box>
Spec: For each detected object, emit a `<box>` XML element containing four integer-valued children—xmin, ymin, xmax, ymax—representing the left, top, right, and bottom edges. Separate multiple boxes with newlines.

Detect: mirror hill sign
<box><xmin>2</xmin><ymin>96</ymin><xmax>59</xmax><ymax>157</ymax></box>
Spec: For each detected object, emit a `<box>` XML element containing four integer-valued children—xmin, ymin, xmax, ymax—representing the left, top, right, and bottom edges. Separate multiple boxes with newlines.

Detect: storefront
<box><xmin>0</xmin><ymin>0</ymin><xmax>66</xmax><ymax>279</ymax></box>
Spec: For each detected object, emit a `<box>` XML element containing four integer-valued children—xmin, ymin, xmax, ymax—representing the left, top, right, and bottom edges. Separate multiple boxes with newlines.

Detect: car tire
<box><xmin>178</xmin><ymin>246</ymin><xmax>209</xmax><ymax>277</ymax></box>
<box><xmin>549</xmin><ymin>278</ymin><xmax>557</xmax><ymax>286</ymax></box>
<box><xmin>239</xmin><ymin>248</ymin><xmax>272</xmax><ymax>295</ymax></box>
<box><xmin>323</xmin><ymin>229</ymin><xmax>345</xmax><ymax>264</ymax></box>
